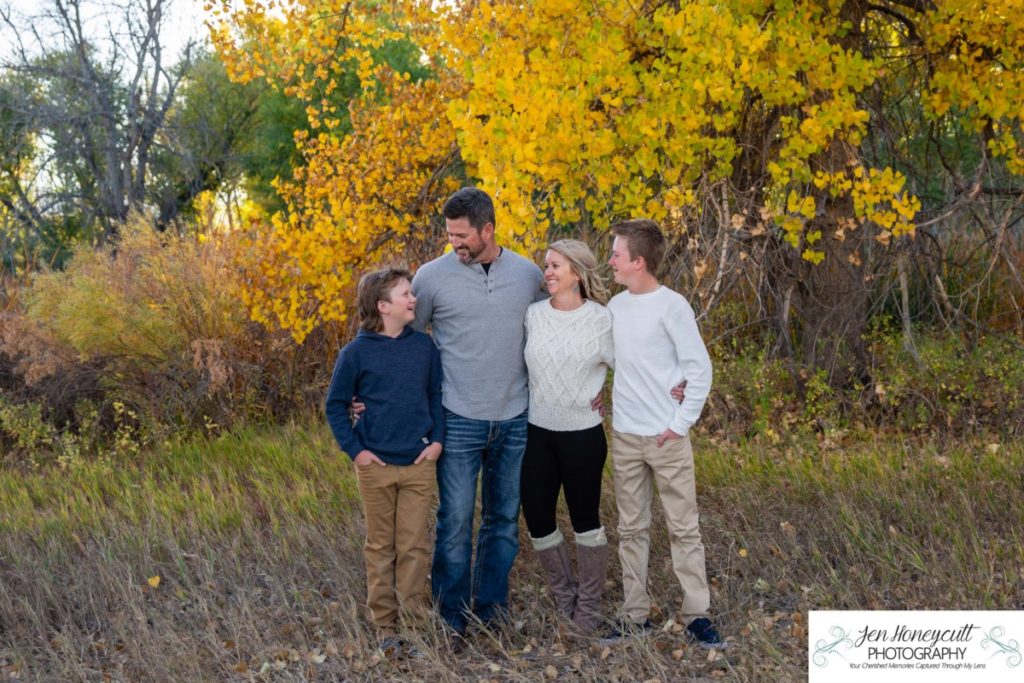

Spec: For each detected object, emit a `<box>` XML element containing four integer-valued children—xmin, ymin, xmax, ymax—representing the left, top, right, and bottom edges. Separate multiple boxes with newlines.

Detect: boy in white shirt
<box><xmin>604</xmin><ymin>218</ymin><xmax>725</xmax><ymax>649</ymax></box>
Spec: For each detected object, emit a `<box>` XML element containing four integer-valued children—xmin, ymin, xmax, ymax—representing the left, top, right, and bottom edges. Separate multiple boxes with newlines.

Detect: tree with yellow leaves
<box><xmin>211</xmin><ymin>0</ymin><xmax>1022</xmax><ymax>381</ymax></box>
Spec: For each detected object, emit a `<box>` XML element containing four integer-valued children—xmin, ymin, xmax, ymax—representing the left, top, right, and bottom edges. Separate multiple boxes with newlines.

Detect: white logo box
<box><xmin>809</xmin><ymin>610</ymin><xmax>1023</xmax><ymax>683</ymax></box>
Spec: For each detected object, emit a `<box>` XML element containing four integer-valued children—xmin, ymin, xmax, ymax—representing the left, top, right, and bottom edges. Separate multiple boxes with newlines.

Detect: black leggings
<box><xmin>520</xmin><ymin>422</ymin><xmax>607</xmax><ymax>539</ymax></box>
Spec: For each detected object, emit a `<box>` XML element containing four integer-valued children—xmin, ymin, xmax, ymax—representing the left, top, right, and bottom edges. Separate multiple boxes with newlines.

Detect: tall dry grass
<box><xmin>2</xmin><ymin>421</ymin><xmax>1020</xmax><ymax>682</ymax></box>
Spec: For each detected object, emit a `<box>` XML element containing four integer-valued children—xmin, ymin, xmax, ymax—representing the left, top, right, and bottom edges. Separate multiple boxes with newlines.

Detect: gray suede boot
<box><xmin>535</xmin><ymin>540</ymin><xmax>578</xmax><ymax>618</ymax></box>
<box><xmin>573</xmin><ymin>542</ymin><xmax>608</xmax><ymax>633</ymax></box>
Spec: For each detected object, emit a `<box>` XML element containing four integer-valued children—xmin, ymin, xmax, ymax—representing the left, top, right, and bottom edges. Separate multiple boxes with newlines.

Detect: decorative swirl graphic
<box><xmin>813</xmin><ymin>626</ymin><xmax>854</xmax><ymax>667</ymax></box>
<box><xmin>981</xmin><ymin>626</ymin><xmax>1022</xmax><ymax>668</ymax></box>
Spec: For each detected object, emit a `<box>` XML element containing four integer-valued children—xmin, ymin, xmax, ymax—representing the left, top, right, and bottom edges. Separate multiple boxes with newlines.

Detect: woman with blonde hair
<box><xmin>521</xmin><ymin>238</ymin><xmax>614</xmax><ymax>633</ymax></box>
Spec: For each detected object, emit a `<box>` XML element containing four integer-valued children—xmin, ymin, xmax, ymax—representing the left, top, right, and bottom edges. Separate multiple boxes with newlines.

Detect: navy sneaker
<box><xmin>686</xmin><ymin>617</ymin><xmax>726</xmax><ymax>649</ymax></box>
<box><xmin>597</xmin><ymin>618</ymin><xmax>654</xmax><ymax>644</ymax></box>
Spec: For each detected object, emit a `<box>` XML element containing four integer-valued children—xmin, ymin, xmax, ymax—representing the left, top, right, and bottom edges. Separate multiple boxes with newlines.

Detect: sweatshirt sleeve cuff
<box><xmin>341</xmin><ymin>438</ymin><xmax>365</xmax><ymax>460</ymax></box>
<box><xmin>669</xmin><ymin>417</ymin><xmax>693</xmax><ymax>438</ymax></box>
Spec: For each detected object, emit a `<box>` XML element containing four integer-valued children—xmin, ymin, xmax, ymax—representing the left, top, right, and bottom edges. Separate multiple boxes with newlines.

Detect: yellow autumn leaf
<box><xmin>209</xmin><ymin>0</ymin><xmax>1024</xmax><ymax>341</ymax></box>
<box><xmin>147</xmin><ymin>575</ymin><xmax>160</xmax><ymax>589</ymax></box>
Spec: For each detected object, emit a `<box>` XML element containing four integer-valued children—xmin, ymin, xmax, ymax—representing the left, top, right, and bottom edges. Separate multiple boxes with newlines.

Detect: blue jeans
<box><xmin>431</xmin><ymin>409</ymin><xmax>527</xmax><ymax>633</ymax></box>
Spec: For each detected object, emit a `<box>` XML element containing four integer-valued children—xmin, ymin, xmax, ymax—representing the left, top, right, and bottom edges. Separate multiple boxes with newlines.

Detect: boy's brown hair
<box><xmin>357</xmin><ymin>267</ymin><xmax>412</xmax><ymax>332</ymax></box>
<box><xmin>611</xmin><ymin>218</ymin><xmax>666</xmax><ymax>277</ymax></box>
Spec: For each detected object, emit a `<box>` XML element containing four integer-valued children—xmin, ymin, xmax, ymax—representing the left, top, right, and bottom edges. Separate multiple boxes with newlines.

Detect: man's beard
<box><xmin>457</xmin><ymin>246</ymin><xmax>482</xmax><ymax>263</ymax></box>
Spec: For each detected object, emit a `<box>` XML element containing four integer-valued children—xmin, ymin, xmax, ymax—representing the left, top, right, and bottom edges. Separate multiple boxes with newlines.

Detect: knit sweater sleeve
<box><xmin>324</xmin><ymin>345</ymin><xmax>365</xmax><ymax>459</ymax></box>
<box><xmin>599</xmin><ymin>305</ymin><xmax>614</xmax><ymax>369</ymax></box>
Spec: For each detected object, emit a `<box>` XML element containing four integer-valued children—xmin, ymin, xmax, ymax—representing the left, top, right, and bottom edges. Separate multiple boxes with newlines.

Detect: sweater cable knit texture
<box><xmin>524</xmin><ymin>299</ymin><xmax>614</xmax><ymax>431</ymax></box>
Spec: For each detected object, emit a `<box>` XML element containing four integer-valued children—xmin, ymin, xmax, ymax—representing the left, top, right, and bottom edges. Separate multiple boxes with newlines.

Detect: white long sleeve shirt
<box><xmin>608</xmin><ymin>286</ymin><xmax>712</xmax><ymax>437</ymax></box>
<box><xmin>524</xmin><ymin>299</ymin><xmax>614</xmax><ymax>431</ymax></box>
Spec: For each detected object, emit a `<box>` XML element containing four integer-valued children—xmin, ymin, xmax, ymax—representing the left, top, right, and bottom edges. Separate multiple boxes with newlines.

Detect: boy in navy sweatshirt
<box><xmin>325</xmin><ymin>267</ymin><xmax>444</xmax><ymax>652</ymax></box>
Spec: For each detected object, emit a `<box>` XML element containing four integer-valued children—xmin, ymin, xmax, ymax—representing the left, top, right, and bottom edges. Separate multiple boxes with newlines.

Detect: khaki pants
<box><xmin>610</xmin><ymin>430</ymin><xmax>709</xmax><ymax>622</ymax></box>
<box><xmin>355</xmin><ymin>458</ymin><xmax>436</xmax><ymax>631</ymax></box>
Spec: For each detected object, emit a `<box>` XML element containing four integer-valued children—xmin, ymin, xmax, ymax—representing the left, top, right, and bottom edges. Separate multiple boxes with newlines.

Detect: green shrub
<box><xmin>706</xmin><ymin>324</ymin><xmax>1024</xmax><ymax>441</ymax></box>
<box><xmin>705</xmin><ymin>343</ymin><xmax>799</xmax><ymax>440</ymax></box>
<box><xmin>25</xmin><ymin>221</ymin><xmax>240</xmax><ymax>361</ymax></box>
<box><xmin>870</xmin><ymin>330</ymin><xmax>1024</xmax><ymax>436</ymax></box>
<box><xmin>0</xmin><ymin>398</ymin><xmax>54</xmax><ymax>453</ymax></box>
<box><xmin>0</xmin><ymin>217</ymin><xmax>340</xmax><ymax>463</ymax></box>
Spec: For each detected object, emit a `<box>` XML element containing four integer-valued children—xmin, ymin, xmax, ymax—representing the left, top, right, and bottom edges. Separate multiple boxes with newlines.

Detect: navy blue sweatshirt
<box><xmin>325</xmin><ymin>326</ymin><xmax>444</xmax><ymax>465</ymax></box>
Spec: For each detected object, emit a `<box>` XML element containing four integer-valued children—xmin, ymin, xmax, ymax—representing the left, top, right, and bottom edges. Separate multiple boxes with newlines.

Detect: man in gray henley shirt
<box><xmin>412</xmin><ymin>187</ymin><xmax>544</xmax><ymax>637</ymax></box>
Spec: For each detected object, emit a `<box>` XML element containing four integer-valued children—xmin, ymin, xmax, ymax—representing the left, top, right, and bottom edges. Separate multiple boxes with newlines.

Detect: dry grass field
<box><xmin>2</xmin><ymin>421</ymin><xmax>1021</xmax><ymax>682</ymax></box>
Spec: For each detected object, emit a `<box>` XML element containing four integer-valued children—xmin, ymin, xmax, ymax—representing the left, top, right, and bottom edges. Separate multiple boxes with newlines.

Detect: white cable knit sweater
<box><xmin>524</xmin><ymin>299</ymin><xmax>614</xmax><ymax>431</ymax></box>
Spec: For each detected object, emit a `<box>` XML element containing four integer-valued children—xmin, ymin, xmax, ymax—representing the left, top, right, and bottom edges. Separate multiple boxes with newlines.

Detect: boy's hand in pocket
<box><xmin>354</xmin><ymin>450</ymin><xmax>385</xmax><ymax>466</ymax></box>
<box><xmin>415</xmin><ymin>442</ymin><xmax>443</xmax><ymax>464</ymax></box>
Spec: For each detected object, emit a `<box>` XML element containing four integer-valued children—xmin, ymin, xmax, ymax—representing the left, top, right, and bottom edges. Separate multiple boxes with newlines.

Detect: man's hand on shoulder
<box><xmin>415</xmin><ymin>442</ymin><xmax>443</xmax><ymax>464</ymax></box>
<box><xmin>349</xmin><ymin>396</ymin><xmax>365</xmax><ymax>423</ymax></box>
<box><xmin>656</xmin><ymin>428</ymin><xmax>683</xmax><ymax>448</ymax></box>
<box><xmin>353</xmin><ymin>450</ymin><xmax>385</xmax><ymax>466</ymax></box>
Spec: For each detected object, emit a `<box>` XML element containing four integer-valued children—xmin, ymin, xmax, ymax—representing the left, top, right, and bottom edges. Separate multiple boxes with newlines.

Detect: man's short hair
<box><xmin>357</xmin><ymin>267</ymin><xmax>411</xmax><ymax>332</ymax></box>
<box><xmin>443</xmin><ymin>187</ymin><xmax>496</xmax><ymax>231</ymax></box>
<box><xmin>611</xmin><ymin>218</ymin><xmax>666</xmax><ymax>277</ymax></box>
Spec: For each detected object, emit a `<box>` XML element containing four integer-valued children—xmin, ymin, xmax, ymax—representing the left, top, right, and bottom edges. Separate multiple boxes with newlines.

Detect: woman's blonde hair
<box><xmin>547</xmin><ymin>239</ymin><xmax>609</xmax><ymax>305</ymax></box>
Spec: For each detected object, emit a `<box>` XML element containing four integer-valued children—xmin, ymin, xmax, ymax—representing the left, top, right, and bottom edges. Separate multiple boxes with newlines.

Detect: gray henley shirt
<box><xmin>412</xmin><ymin>249</ymin><xmax>545</xmax><ymax>422</ymax></box>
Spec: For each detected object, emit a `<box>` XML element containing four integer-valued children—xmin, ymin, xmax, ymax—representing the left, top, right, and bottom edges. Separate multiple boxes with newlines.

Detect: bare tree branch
<box><xmin>1</xmin><ymin>0</ymin><xmax>250</xmax><ymax>248</ymax></box>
